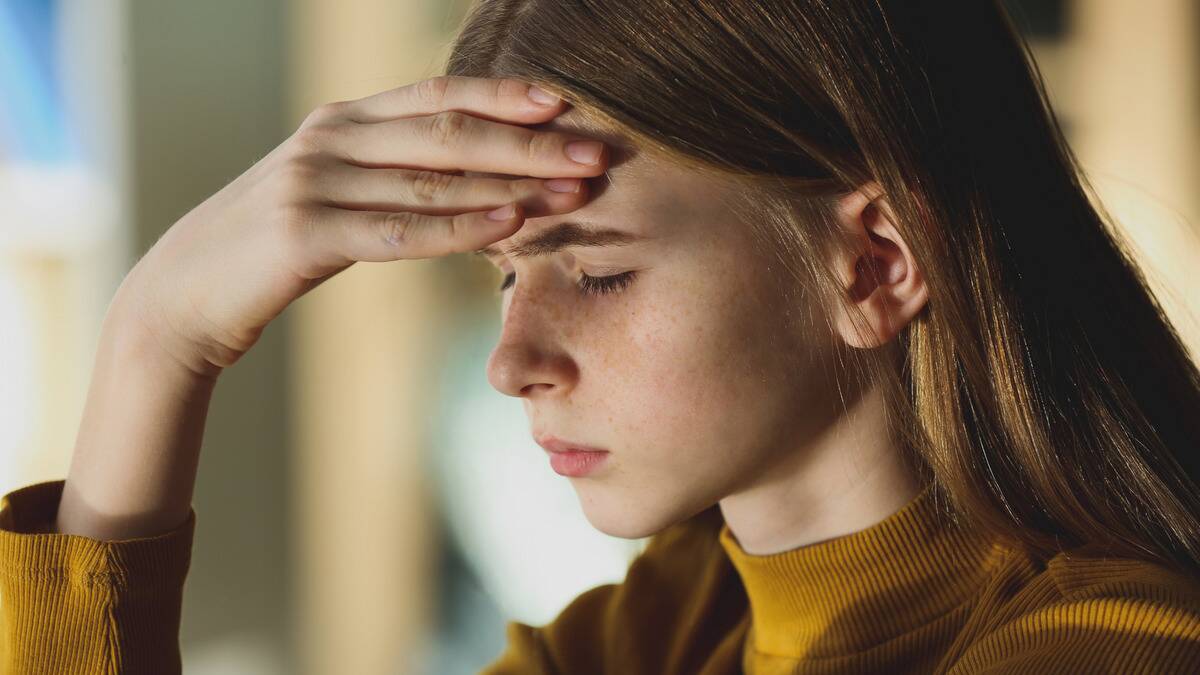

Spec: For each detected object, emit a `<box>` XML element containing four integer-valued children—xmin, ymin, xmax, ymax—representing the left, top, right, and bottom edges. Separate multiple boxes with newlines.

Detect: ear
<box><xmin>830</xmin><ymin>181</ymin><xmax>929</xmax><ymax>349</ymax></box>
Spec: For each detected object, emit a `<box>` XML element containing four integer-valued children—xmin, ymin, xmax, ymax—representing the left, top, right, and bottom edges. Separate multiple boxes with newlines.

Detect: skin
<box><xmin>54</xmin><ymin>77</ymin><xmax>605</xmax><ymax>541</ymax></box>
<box><xmin>54</xmin><ymin>71</ymin><xmax>927</xmax><ymax>557</ymax></box>
<box><xmin>475</xmin><ymin>108</ymin><xmax>930</xmax><ymax>554</ymax></box>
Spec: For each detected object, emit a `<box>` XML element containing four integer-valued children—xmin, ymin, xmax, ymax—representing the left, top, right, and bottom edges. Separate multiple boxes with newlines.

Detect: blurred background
<box><xmin>0</xmin><ymin>1</ymin><xmax>1197</xmax><ymax>673</ymax></box>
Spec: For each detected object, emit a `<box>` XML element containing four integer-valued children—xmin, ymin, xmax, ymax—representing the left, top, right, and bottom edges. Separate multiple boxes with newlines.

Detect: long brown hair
<box><xmin>445</xmin><ymin>0</ymin><xmax>1200</xmax><ymax>577</ymax></box>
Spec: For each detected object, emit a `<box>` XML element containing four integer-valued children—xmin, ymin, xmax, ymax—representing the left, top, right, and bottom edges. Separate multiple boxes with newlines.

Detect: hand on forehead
<box><xmin>463</xmin><ymin>106</ymin><xmax>640</xmax><ymax>192</ymax></box>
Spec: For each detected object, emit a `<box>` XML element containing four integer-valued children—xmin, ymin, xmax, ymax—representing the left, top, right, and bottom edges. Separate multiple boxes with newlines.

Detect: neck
<box><xmin>718</xmin><ymin>383</ymin><xmax>924</xmax><ymax>555</ymax></box>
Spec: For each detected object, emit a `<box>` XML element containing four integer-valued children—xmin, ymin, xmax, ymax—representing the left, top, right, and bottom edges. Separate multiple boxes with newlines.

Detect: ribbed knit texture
<box><xmin>0</xmin><ymin>480</ymin><xmax>194</xmax><ymax>675</ymax></box>
<box><xmin>1</xmin><ymin>478</ymin><xmax>1198</xmax><ymax>674</ymax></box>
<box><xmin>717</xmin><ymin>481</ymin><xmax>1009</xmax><ymax>670</ymax></box>
<box><xmin>489</xmin><ymin>480</ymin><xmax>1200</xmax><ymax>674</ymax></box>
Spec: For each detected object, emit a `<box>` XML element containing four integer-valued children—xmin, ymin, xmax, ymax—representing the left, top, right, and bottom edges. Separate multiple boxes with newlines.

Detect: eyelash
<box><xmin>498</xmin><ymin>270</ymin><xmax>637</xmax><ymax>296</ymax></box>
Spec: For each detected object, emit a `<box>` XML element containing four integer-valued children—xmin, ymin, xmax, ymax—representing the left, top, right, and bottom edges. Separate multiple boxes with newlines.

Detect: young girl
<box><xmin>3</xmin><ymin>1</ymin><xmax>1198</xmax><ymax>673</ymax></box>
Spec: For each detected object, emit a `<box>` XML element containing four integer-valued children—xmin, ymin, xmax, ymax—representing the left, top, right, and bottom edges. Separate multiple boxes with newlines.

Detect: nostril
<box><xmin>521</xmin><ymin>382</ymin><xmax>554</xmax><ymax>397</ymax></box>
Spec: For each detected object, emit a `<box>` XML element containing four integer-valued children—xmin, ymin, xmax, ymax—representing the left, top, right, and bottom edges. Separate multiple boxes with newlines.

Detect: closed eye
<box><xmin>498</xmin><ymin>270</ymin><xmax>637</xmax><ymax>297</ymax></box>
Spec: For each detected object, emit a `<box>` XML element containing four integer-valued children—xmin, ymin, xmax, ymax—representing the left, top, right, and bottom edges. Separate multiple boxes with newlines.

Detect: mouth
<box><xmin>535</xmin><ymin>435</ymin><xmax>610</xmax><ymax>477</ymax></box>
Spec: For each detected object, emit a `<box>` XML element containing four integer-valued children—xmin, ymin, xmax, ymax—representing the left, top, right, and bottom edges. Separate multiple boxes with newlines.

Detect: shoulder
<box><xmin>949</xmin><ymin>544</ymin><xmax>1200</xmax><ymax>674</ymax></box>
<box><xmin>483</xmin><ymin>504</ymin><xmax>747</xmax><ymax>675</ymax></box>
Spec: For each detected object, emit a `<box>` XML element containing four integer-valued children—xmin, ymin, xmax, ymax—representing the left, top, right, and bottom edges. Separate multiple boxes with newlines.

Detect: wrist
<box><xmin>100</xmin><ymin>295</ymin><xmax>225</xmax><ymax>382</ymax></box>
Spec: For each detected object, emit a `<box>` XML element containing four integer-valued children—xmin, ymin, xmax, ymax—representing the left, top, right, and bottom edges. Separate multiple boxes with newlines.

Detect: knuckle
<box><xmin>492</xmin><ymin>77</ymin><xmax>524</xmax><ymax>105</ymax></box>
<box><xmin>300</xmin><ymin>101</ymin><xmax>346</xmax><ymax>129</ymax></box>
<box><xmin>415</xmin><ymin>76</ymin><xmax>451</xmax><ymax>108</ymax></box>
<box><xmin>507</xmin><ymin>178</ymin><xmax>528</xmax><ymax>201</ymax></box>
<box><xmin>408</xmin><ymin>169</ymin><xmax>455</xmax><ymax>205</ymax></box>
<box><xmin>448</xmin><ymin>212</ymin><xmax>473</xmax><ymax>243</ymax></box>
<box><xmin>290</xmin><ymin>122</ymin><xmax>339</xmax><ymax>153</ymax></box>
<box><xmin>427</xmin><ymin>110</ymin><xmax>469</xmax><ymax>147</ymax></box>
<box><xmin>382</xmin><ymin>210</ymin><xmax>417</xmax><ymax>247</ymax></box>
<box><xmin>521</xmin><ymin>129</ymin><xmax>552</xmax><ymax>164</ymax></box>
<box><xmin>276</xmin><ymin>159</ymin><xmax>322</xmax><ymax>199</ymax></box>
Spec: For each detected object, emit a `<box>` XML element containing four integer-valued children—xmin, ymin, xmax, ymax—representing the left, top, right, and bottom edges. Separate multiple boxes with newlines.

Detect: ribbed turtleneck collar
<box><xmin>717</xmin><ymin>481</ymin><xmax>1006</xmax><ymax>659</ymax></box>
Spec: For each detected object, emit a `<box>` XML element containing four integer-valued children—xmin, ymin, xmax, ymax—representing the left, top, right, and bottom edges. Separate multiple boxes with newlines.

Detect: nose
<box><xmin>485</xmin><ymin>286</ymin><xmax>578</xmax><ymax>398</ymax></box>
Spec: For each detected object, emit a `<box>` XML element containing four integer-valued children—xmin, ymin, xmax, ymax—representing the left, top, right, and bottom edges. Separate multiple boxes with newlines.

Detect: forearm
<box><xmin>55</xmin><ymin>301</ymin><xmax>219</xmax><ymax>541</ymax></box>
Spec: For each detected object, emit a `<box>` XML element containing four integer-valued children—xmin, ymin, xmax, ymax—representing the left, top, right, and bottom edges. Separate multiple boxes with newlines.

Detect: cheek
<box><xmin>585</xmin><ymin>269</ymin><xmax>788</xmax><ymax>449</ymax></box>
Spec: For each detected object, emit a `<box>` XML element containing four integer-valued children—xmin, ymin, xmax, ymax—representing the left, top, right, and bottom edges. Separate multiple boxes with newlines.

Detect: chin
<box><xmin>574</xmin><ymin>488</ymin><xmax>707</xmax><ymax>540</ymax></box>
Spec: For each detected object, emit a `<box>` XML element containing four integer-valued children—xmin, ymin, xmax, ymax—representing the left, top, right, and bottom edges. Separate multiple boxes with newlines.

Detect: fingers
<box><xmin>306</xmin><ymin>162</ymin><xmax>588</xmax><ymax>216</ymax></box>
<box><xmin>279</xmin><ymin>76</ymin><xmax>606</xmax><ymax>269</ymax></box>
<box><xmin>327</xmin><ymin>111</ymin><xmax>610</xmax><ymax>179</ymax></box>
<box><xmin>296</xmin><ymin>202</ymin><xmax>526</xmax><ymax>265</ymax></box>
<box><xmin>292</xmin><ymin>75</ymin><xmax>609</xmax><ymax>182</ymax></box>
<box><xmin>340</xmin><ymin>76</ymin><xmax>567</xmax><ymax>125</ymax></box>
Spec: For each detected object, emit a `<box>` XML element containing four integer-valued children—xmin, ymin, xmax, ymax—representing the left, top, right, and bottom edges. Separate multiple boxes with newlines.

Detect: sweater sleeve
<box><xmin>0</xmin><ymin>479</ymin><xmax>195</xmax><ymax>675</ymax></box>
<box><xmin>478</xmin><ymin>504</ymin><xmax>749</xmax><ymax>675</ymax></box>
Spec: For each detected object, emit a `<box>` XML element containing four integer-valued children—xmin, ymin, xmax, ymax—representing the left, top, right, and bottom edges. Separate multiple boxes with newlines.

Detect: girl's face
<box><xmin>474</xmin><ymin>111</ymin><xmax>846</xmax><ymax>538</ymax></box>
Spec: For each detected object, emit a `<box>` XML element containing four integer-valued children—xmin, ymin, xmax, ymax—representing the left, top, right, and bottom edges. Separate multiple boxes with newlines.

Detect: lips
<box><xmin>535</xmin><ymin>435</ymin><xmax>610</xmax><ymax>477</ymax></box>
<box><xmin>535</xmin><ymin>435</ymin><xmax>609</xmax><ymax>454</ymax></box>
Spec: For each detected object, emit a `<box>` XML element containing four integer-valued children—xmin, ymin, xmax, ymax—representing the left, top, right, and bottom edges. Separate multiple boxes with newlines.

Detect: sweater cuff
<box><xmin>0</xmin><ymin>479</ymin><xmax>196</xmax><ymax>593</ymax></box>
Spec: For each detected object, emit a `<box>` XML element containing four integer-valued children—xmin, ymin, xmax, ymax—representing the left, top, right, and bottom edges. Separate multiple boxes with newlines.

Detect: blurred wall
<box><xmin>0</xmin><ymin>0</ymin><xmax>130</xmax><ymax>499</ymax></box>
<box><xmin>1068</xmin><ymin>0</ymin><xmax>1200</xmax><ymax>357</ymax></box>
<box><xmin>1024</xmin><ymin>0</ymin><xmax>1200</xmax><ymax>360</ymax></box>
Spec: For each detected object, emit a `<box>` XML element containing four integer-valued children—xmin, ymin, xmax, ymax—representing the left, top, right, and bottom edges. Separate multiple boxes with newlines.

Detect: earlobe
<box><xmin>831</xmin><ymin>182</ymin><xmax>929</xmax><ymax>349</ymax></box>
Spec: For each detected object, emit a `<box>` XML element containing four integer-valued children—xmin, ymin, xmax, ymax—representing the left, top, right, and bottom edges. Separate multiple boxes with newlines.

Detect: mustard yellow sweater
<box><xmin>1</xmin><ymin>479</ymin><xmax>1198</xmax><ymax>674</ymax></box>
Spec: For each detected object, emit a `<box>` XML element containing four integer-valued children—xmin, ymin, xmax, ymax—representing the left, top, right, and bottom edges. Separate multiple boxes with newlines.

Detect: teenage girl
<box><xmin>2</xmin><ymin>1</ymin><xmax>1198</xmax><ymax>673</ymax></box>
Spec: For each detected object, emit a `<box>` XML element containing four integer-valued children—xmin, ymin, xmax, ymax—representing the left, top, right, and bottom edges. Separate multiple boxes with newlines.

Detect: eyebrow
<box><xmin>474</xmin><ymin>221</ymin><xmax>647</xmax><ymax>260</ymax></box>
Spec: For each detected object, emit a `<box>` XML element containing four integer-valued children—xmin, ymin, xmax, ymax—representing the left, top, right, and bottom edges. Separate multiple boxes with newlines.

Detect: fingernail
<box><xmin>566</xmin><ymin>140</ymin><xmax>603</xmax><ymax>165</ymax></box>
<box><xmin>527</xmin><ymin>85</ymin><xmax>559</xmax><ymax>106</ymax></box>
<box><xmin>486</xmin><ymin>203</ymin><xmax>515</xmax><ymax>220</ymax></box>
<box><xmin>544</xmin><ymin>178</ymin><xmax>582</xmax><ymax>193</ymax></box>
